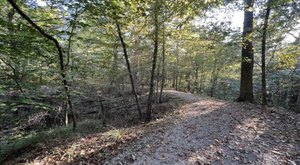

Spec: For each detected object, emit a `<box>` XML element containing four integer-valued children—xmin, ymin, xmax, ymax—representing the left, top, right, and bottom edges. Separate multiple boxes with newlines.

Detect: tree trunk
<box><xmin>193</xmin><ymin>66</ymin><xmax>199</xmax><ymax>93</ymax></box>
<box><xmin>186</xmin><ymin>73</ymin><xmax>191</xmax><ymax>92</ymax></box>
<box><xmin>155</xmin><ymin>54</ymin><xmax>161</xmax><ymax>103</ymax></box>
<box><xmin>7</xmin><ymin>0</ymin><xmax>77</xmax><ymax>130</ymax></box>
<box><xmin>296</xmin><ymin>91</ymin><xmax>300</xmax><ymax>113</ymax></box>
<box><xmin>147</xmin><ymin>0</ymin><xmax>159</xmax><ymax>121</ymax></box>
<box><xmin>237</xmin><ymin>0</ymin><xmax>255</xmax><ymax>103</ymax></box>
<box><xmin>175</xmin><ymin>40</ymin><xmax>179</xmax><ymax>90</ymax></box>
<box><xmin>159</xmin><ymin>15</ymin><xmax>166</xmax><ymax>103</ymax></box>
<box><xmin>261</xmin><ymin>0</ymin><xmax>272</xmax><ymax>106</ymax></box>
<box><xmin>7</xmin><ymin>3</ymin><xmax>23</xmax><ymax>93</ymax></box>
<box><xmin>290</xmin><ymin>57</ymin><xmax>300</xmax><ymax>112</ymax></box>
<box><xmin>210</xmin><ymin>58</ymin><xmax>218</xmax><ymax>97</ymax></box>
<box><xmin>172</xmin><ymin>69</ymin><xmax>176</xmax><ymax>88</ymax></box>
<box><xmin>178</xmin><ymin>72</ymin><xmax>183</xmax><ymax>91</ymax></box>
<box><xmin>110</xmin><ymin>38</ymin><xmax>119</xmax><ymax>85</ymax></box>
<box><xmin>65</xmin><ymin>9</ymin><xmax>78</xmax><ymax>69</ymax></box>
<box><xmin>116</xmin><ymin>22</ymin><xmax>142</xmax><ymax>118</ymax></box>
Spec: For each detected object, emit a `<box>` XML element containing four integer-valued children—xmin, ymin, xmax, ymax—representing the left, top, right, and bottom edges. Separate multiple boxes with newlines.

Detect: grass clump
<box><xmin>105</xmin><ymin>129</ymin><xmax>124</xmax><ymax>140</ymax></box>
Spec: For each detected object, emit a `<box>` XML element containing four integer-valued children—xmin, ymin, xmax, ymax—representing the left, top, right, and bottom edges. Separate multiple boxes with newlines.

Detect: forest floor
<box><xmin>2</xmin><ymin>90</ymin><xmax>300</xmax><ymax>165</ymax></box>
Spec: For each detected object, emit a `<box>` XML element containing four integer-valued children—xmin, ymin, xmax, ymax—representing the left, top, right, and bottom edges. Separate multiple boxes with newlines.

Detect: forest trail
<box><xmin>107</xmin><ymin>90</ymin><xmax>300</xmax><ymax>165</ymax></box>
<box><xmin>4</xmin><ymin>90</ymin><xmax>300</xmax><ymax>165</ymax></box>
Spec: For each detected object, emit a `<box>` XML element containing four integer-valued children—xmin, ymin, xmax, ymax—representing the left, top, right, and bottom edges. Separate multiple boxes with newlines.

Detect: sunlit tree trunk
<box><xmin>147</xmin><ymin>0</ymin><xmax>160</xmax><ymax>121</ymax></box>
<box><xmin>261</xmin><ymin>0</ymin><xmax>272</xmax><ymax>106</ymax></box>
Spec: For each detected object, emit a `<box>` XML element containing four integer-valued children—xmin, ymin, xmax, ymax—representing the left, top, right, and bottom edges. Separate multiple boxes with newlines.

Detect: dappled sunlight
<box><xmin>183</xmin><ymin>105</ymin><xmax>300</xmax><ymax>165</ymax></box>
<box><xmin>185</xmin><ymin>116</ymin><xmax>269</xmax><ymax>164</ymax></box>
<box><xmin>1</xmin><ymin>0</ymin><xmax>299</xmax><ymax>162</ymax></box>
<box><xmin>260</xmin><ymin>145</ymin><xmax>297</xmax><ymax>164</ymax></box>
<box><xmin>106</xmin><ymin>95</ymin><xmax>245</xmax><ymax>164</ymax></box>
<box><xmin>179</xmin><ymin>99</ymin><xmax>228</xmax><ymax>118</ymax></box>
<box><xmin>233</xmin><ymin>117</ymin><xmax>268</xmax><ymax>141</ymax></box>
<box><xmin>23</xmin><ymin>127</ymin><xmax>140</xmax><ymax>164</ymax></box>
<box><xmin>3</xmin><ymin>92</ymin><xmax>299</xmax><ymax>164</ymax></box>
<box><xmin>186</xmin><ymin>140</ymin><xmax>226</xmax><ymax>164</ymax></box>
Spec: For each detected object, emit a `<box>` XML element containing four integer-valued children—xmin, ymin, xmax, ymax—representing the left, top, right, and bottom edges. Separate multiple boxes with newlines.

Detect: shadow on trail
<box><xmin>2</xmin><ymin>91</ymin><xmax>198</xmax><ymax>164</ymax></box>
<box><xmin>63</xmin><ymin>94</ymin><xmax>300</xmax><ymax>164</ymax></box>
<box><xmin>4</xmin><ymin>91</ymin><xmax>300</xmax><ymax>164</ymax></box>
<box><xmin>179</xmin><ymin>100</ymin><xmax>300</xmax><ymax>165</ymax></box>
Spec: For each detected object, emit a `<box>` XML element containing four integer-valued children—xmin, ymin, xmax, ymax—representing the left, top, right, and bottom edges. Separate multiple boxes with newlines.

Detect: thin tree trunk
<box><xmin>237</xmin><ymin>0</ymin><xmax>254</xmax><ymax>103</ymax></box>
<box><xmin>172</xmin><ymin>69</ymin><xmax>176</xmax><ymax>88</ymax></box>
<box><xmin>65</xmin><ymin>9</ymin><xmax>78</xmax><ymax>68</ymax></box>
<box><xmin>210</xmin><ymin>58</ymin><xmax>218</xmax><ymax>97</ymax></box>
<box><xmin>198</xmin><ymin>60</ymin><xmax>204</xmax><ymax>93</ymax></box>
<box><xmin>7</xmin><ymin>0</ymin><xmax>77</xmax><ymax>130</ymax></box>
<box><xmin>201</xmin><ymin>74</ymin><xmax>206</xmax><ymax>93</ymax></box>
<box><xmin>178</xmin><ymin>72</ymin><xmax>183</xmax><ymax>91</ymax></box>
<box><xmin>110</xmin><ymin>38</ymin><xmax>119</xmax><ymax>85</ymax></box>
<box><xmin>147</xmin><ymin>0</ymin><xmax>159</xmax><ymax>121</ymax></box>
<box><xmin>155</xmin><ymin>54</ymin><xmax>161</xmax><ymax>103</ymax></box>
<box><xmin>175</xmin><ymin>40</ymin><xmax>179</xmax><ymax>90</ymax></box>
<box><xmin>296</xmin><ymin>90</ymin><xmax>300</xmax><ymax>112</ymax></box>
<box><xmin>116</xmin><ymin>22</ymin><xmax>142</xmax><ymax>118</ymax></box>
<box><xmin>159</xmin><ymin>17</ymin><xmax>166</xmax><ymax>103</ymax></box>
<box><xmin>186</xmin><ymin>73</ymin><xmax>191</xmax><ymax>92</ymax></box>
<box><xmin>261</xmin><ymin>0</ymin><xmax>272</xmax><ymax>106</ymax></box>
<box><xmin>7</xmin><ymin>3</ymin><xmax>23</xmax><ymax>93</ymax></box>
<box><xmin>193</xmin><ymin>66</ymin><xmax>199</xmax><ymax>93</ymax></box>
<box><xmin>0</xmin><ymin>57</ymin><xmax>24</xmax><ymax>93</ymax></box>
<box><xmin>64</xmin><ymin>10</ymin><xmax>79</xmax><ymax>124</ymax></box>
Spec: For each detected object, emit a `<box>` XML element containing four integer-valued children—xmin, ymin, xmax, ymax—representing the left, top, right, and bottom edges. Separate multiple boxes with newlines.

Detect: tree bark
<box><xmin>7</xmin><ymin>0</ymin><xmax>77</xmax><ymax>130</ymax></box>
<box><xmin>155</xmin><ymin>54</ymin><xmax>161</xmax><ymax>103</ymax></box>
<box><xmin>210</xmin><ymin>57</ymin><xmax>218</xmax><ymax>97</ymax></box>
<box><xmin>116</xmin><ymin>22</ymin><xmax>142</xmax><ymax>118</ymax></box>
<box><xmin>237</xmin><ymin>0</ymin><xmax>255</xmax><ymax>103</ymax></box>
<box><xmin>193</xmin><ymin>60</ymin><xmax>199</xmax><ymax>94</ymax></box>
<box><xmin>147</xmin><ymin>0</ymin><xmax>159</xmax><ymax>121</ymax></box>
<box><xmin>261</xmin><ymin>0</ymin><xmax>272</xmax><ymax>106</ymax></box>
<box><xmin>159</xmin><ymin>17</ymin><xmax>166</xmax><ymax>103</ymax></box>
<box><xmin>175</xmin><ymin>40</ymin><xmax>179</xmax><ymax>90</ymax></box>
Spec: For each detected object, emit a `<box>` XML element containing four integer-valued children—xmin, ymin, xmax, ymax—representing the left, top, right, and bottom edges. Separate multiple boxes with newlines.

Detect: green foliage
<box><xmin>275</xmin><ymin>45</ymin><xmax>299</xmax><ymax>69</ymax></box>
<box><xmin>0</xmin><ymin>0</ymin><xmax>299</xmax><ymax>162</ymax></box>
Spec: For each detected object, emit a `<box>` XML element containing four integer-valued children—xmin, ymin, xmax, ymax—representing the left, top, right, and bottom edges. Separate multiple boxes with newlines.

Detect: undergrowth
<box><xmin>0</xmin><ymin>119</ymin><xmax>105</xmax><ymax>163</ymax></box>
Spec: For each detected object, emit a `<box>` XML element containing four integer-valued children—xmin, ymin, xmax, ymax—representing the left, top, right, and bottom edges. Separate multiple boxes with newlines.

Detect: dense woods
<box><xmin>0</xmin><ymin>0</ymin><xmax>299</xmax><ymax>164</ymax></box>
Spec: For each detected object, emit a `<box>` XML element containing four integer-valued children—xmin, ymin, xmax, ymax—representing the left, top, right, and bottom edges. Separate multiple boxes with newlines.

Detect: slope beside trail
<box><xmin>106</xmin><ymin>90</ymin><xmax>300</xmax><ymax>165</ymax></box>
<box><xmin>3</xmin><ymin>90</ymin><xmax>299</xmax><ymax>165</ymax></box>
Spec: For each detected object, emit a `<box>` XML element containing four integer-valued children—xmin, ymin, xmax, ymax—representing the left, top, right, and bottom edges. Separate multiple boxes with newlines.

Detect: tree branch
<box><xmin>6</xmin><ymin>0</ymin><xmax>77</xmax><ymax>130</ymax></box>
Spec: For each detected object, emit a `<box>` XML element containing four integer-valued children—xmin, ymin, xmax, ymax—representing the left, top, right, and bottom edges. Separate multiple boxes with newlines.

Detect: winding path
<box><xmin>107</xmin><ymin>90</ymin><xmax>300</xmax><ymax>165</ymax></box>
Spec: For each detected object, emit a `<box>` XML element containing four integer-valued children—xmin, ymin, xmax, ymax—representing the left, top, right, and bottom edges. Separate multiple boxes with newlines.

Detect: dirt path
<box><xmin>106</xmin><ymin>90</ymin><xmax>300</xmax><ymax>165</ymax></box>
